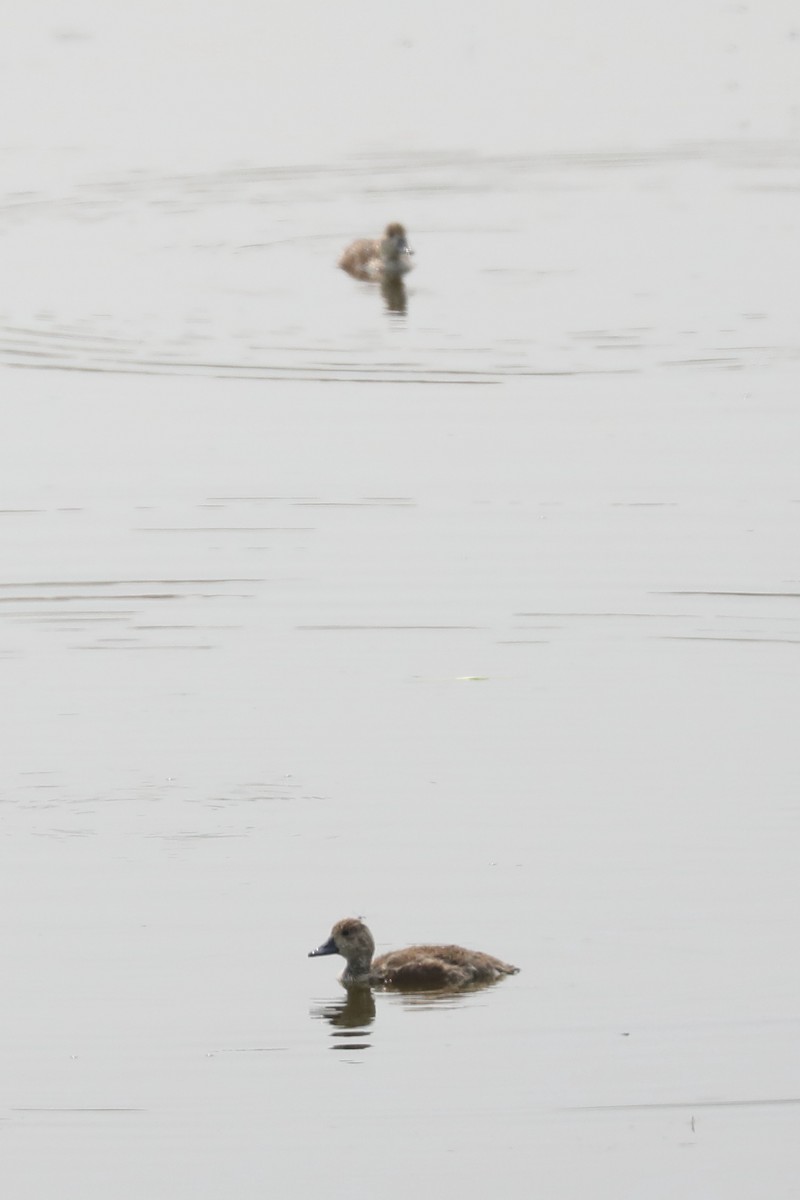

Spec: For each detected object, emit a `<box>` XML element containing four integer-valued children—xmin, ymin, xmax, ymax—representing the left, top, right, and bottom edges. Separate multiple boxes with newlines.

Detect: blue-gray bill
<box><xmin>309</xmin><ymin>935</ymin><xmax>338</xmax><ymax>957</ymax></box>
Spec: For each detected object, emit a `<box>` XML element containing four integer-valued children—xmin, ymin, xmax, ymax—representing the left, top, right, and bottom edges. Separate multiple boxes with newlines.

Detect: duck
<box><xmin>309</xmin><ymin>917</ymin><xmax>519</xmax><ymax>990</ymax></box>
<box><xmin>338</xmin><ymin>223</ymin><xmax>414</xmax><ymax>282</ymax></box>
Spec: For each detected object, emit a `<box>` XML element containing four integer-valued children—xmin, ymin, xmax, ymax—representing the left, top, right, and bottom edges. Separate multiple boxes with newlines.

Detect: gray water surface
<box><xmin>2</xmin><ymin>4</ymin><xmax>800</xmax><ymax>1198</ymax></box>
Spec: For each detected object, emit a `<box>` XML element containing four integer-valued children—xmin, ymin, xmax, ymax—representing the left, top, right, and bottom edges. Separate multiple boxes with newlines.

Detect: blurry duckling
<box><xmin>338</xmin><ymin>223</ymin><xmax>414</xmax><ymax>281</ymax></box>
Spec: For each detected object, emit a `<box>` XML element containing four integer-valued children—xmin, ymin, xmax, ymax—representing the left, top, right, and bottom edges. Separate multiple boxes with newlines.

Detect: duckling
<box><xmin>309</xmin><ymin>917</ymin><xmax>519</xmax><ymax>990</ymax></box>
<box><xmin>338</xmin><ymin>223</ymin><xmax>414</xmax><ymax>282</ymax></box>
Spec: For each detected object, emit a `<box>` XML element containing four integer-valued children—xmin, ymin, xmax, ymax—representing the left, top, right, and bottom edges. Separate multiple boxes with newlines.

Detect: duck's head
<box><xmin>382</xmin><ymin>223</ymin><xmax>413</xmax><ymax>262</ymax></box>
<box><xmin>309</xmin><ymin>917</ymin><xmax>375</xmax><ymax>976</ymax></box>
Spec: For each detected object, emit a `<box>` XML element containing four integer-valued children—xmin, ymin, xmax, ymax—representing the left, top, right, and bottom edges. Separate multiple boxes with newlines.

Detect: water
<box><xmin>2</xmin><ymin>3</ymin><xmax>800</xmax><ymax>1197</ymax></box>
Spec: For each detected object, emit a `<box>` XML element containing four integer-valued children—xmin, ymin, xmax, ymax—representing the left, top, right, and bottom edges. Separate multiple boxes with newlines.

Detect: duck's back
<box><xmin>372</xmin><ymin>943</ymin><xmax>519</xmax><ymax>989</ymax></box>
<box><xmin>339</xmin><ymin>237</ymin><xmax>381</xmax><ymax>280</ymax></box>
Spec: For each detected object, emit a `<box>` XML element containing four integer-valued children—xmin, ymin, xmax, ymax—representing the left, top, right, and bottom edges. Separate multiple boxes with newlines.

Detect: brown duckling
<box><xmin>338</xmin><ymin>223</ymin><xmax>414</xmax><ymax>282</ymax></box>
<box><xmin>309</xmin><ymin>917</ymin><xmax>519</xmax><ymax>990</ymax></box>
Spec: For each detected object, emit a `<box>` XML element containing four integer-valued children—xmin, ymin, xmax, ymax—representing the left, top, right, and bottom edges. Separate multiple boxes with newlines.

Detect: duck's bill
<box><xmin>309</xmin><ymin>935</ymin><xmax>338</xmax><ymax>958</ymax></box>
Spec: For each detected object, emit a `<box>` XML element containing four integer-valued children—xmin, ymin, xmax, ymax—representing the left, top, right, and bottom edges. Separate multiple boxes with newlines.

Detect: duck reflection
<box><xmin>380</xmin><ymin>275</ymin><xmax>408</xmax><ymax>314</ymax></box>
<box><xmin>311</xmin><ymin>974</ymin><xmax>509</xmax><ymax>1050</ymax></box>
<box><xmin>311</xmin><ymin>987</ymin><xmax>376</xmax><ymax>1051</ymax></box>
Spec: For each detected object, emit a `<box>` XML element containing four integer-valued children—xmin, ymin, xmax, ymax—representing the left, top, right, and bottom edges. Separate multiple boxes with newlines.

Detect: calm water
<box><xmin>2</xmin><ymin>3</ymin><xmax>800</xmax><ymax>1197</ymax></box>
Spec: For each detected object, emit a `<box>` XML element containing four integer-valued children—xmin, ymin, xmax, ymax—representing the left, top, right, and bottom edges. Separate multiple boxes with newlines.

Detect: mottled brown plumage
<box><xmin>338</xmin><ymin>223</ymin><xmax>414</xmax><ymax>281</ymax></box>
<box><xmin>309</xmin><ymin>917</ymin><xmax>519</xmax><ymax>991</ymax></box>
